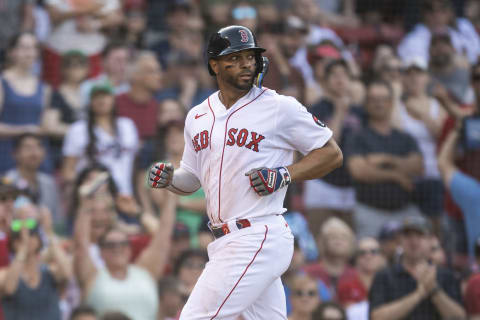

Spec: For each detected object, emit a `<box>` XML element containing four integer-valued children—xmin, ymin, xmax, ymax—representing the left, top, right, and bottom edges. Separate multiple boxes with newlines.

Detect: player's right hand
<box><xmin>148</xmin><ymin>162</ymin><xmax>174</xmax><ymax>188</ymax></box>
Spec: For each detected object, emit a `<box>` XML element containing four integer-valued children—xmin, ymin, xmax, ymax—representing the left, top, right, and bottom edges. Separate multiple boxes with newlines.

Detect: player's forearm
<box><xmin>166</xmin><ymin>167</ymin><xmax>201</xmax><ymax>195</ymax></box>
<box><xmin>371</xmin><ymin>288</ymin><xmax>424</xmax><ymax>320</ymax></box>
<box><xmin>431</xmin><ymin>289</ymin><xmax>466</xmax><ymax>319</ymax></box>
<box><xmin>287</xmin><ymin>139</ymin><xmax>343</xmax><ymax>182</ymax></box>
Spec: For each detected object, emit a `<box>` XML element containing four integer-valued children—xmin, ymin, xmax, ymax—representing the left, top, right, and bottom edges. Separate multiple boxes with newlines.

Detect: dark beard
<box><xmin>223</xmin><ymin>71</ymin><xmax>254</xmax><ymax>91</ymax></box>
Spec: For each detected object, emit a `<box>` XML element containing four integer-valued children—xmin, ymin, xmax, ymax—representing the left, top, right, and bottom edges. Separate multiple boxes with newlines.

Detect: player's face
<box><xmin>214</xmin><ymin>50</ymin><xmax>256</xmax><ymax>91</ymax></box>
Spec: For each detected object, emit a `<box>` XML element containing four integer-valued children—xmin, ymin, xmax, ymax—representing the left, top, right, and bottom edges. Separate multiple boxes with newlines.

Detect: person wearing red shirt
<box><xmin>115</xmin><ymin>51</ymin><xmax>163</xmax><ymax>212</ymax></box>
<box><xmin>465</xmin><ymin>238</ymin><xmax>480</xmax><ymax>319</ymax></box>
<box><xmin>303</xmin><ymin>217</ymin><xmax>356</xmax><ymax>297</ymax></box>
<box><xmin>337</xmin><ymin>237</ymin><xmax>385</xmax><ymax>320</ymax></box>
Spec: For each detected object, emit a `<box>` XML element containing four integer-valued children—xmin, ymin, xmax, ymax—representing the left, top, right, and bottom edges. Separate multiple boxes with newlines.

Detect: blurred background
<box><xmin>0</xmin><ymin>0</ymin><xmax>478</xmax><ymax>319</ymax></box>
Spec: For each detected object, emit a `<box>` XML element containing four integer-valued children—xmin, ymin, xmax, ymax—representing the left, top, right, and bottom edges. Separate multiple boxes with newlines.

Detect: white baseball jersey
<box><xmin>180</xmin><ymin>86</ymin><xmax>332</xmax><ymax>226</ymax></box>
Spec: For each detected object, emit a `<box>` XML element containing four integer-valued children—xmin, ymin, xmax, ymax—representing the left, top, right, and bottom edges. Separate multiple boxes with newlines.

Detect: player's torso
<box><xmin>188</xmin><ymin>87</ymin><xmax>292</xmax><ymax>225</ymax></box>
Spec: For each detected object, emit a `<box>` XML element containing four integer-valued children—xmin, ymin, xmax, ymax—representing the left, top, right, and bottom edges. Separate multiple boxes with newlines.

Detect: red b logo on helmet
<box><xmin>239</xmin><ymin>29</ymin><xmax>249</xmax><ymax>43</ymax></box>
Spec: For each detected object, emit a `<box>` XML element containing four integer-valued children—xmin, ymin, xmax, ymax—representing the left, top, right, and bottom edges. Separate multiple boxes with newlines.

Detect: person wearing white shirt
<box><xmin>398</xmin><ymin>0</ymin><xmax>480</xmax><ymax>64</ymax></box>
<box><xmin>62</xmin><ymin>84</ymin><xmax>138</xmax><ymax>195</ymax></box>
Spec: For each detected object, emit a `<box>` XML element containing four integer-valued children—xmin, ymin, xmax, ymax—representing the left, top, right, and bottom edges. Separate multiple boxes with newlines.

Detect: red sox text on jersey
<box><xmin>192</xmin><ymin>129</ymin><xmax>265</xmax><ymax>153</ymax></box>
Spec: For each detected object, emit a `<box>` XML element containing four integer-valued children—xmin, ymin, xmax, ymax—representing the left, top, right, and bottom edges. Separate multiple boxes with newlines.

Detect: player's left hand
<box><xmin>245</xmin><ymin>166</ymin><xmax>291</xmax><ymax>196</ymax></box>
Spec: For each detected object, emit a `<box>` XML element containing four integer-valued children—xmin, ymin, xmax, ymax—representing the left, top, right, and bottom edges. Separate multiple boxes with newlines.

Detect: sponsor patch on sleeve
<box><xmin>312</xmin><ymin>115</ymin><xmax>326</xmax><ymax>127</ymax></box>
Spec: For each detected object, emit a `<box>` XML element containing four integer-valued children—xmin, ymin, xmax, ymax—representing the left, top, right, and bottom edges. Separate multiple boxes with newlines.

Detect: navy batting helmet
<box><xmin>206</xmin><ymin>25</ymin><xmax>266</xmax><ymax>76</ymax></box>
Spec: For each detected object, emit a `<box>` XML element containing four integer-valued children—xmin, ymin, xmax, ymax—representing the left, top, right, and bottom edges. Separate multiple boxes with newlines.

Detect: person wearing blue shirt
<box><xmin>438</xmin><ymin>121</ymin><xmax>480</xmax><ymax>264</ymax></box>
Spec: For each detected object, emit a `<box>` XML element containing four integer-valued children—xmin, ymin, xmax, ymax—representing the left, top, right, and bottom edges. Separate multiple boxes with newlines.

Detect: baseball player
<box><xmin>148</xmin><ymin>25</ymin><xmax>343</xmax><ymax>320</ymax></box>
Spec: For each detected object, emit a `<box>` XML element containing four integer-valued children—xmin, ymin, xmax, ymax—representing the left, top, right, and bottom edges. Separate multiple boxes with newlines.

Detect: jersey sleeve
<box><xmin>274</xmin><ymin>96</ymin><xmax>333</xmax><ymax>155</ymax></box>
<box><xmin>179</xmin><ymin>116</ymin><xmax>199</xmax><ymax>179</ymax></box>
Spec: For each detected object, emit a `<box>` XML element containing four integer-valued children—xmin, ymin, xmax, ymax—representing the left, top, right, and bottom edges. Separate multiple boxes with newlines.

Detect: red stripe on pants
<box><xmin>210</xmin><ymin>225</ymin><xmax>269</xmax><ymax>320</ymax></box>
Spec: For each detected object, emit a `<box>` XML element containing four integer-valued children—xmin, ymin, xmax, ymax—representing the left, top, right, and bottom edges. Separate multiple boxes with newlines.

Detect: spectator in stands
<box><xmin>70</xmin><ymin>305</ymin><xmax>98</xmax><ymax>320</ymax></box>
<box><xmin>377</xmin><ymin>221</ymin><xmax>401</xmax><ymax>266</ymax></box>
<box><xmin>44</xmin><ymin>50</ymin><xmax>89</xmax><ymax>167</ymax></box>
<box><xmin>369</xmin><ymin>216</ymin><xmax>465</xmax><ymax>320</ymax></box>
<box><xmin>230</xmin><ymin>1</ymin><xmax>258</xmax><ymax>33</ymax></box>
<box><xmin>115</xmin><ymin>51</ymin><xmax>162</xmax><ymax>212</ymax></box>
<box><xmin>0</xmin><ymin>178</ymin><xmax>16</xmax><ymax>267</ymax></box>
<box><xmin>173</xmin><ymin>249</ymin><xmax>208</xmax><ymax>294</ymax></box>
<box><xmin>161</xmin><ymin>30</ymin><xmax>214</xmax><ymax>109</ymax></box>
<box><xmin>346</xmin><ymin>80</ymin><xmax>424</xmax><ymax>238</ymax></box>
<box><xmin>62</xmin><ymin>84</ymin><xmax>139</xmax><ymax>195</ymax></box>
<box><xmin>396</xmin><ymin>56</ymin><xmax>446</xmax><ymax>232</ymax></box>
<box><xmin>74</xmin><ymin>189</ymin><xmax>176</xmax><ymax>320</ymax></box>
<box><xmin>258</xmin><ymin>27</ymin><xmax>306</xmax><ymax>103</ymax></box>
<box><xmin>100</xmin><ymin>312</ymin><xmax>132</xmax><ymax>320</ymax></box>
<box><xmin>428</xmin><ymin>235</ymin><xmax>446</xmax><ymax>266</ymax></box>
<box><xmin>284</xmin><ymin>212</ymin><xmax>319</xmax><ymax>262</ymax></box>
<box><xmin>0</xmin><ymin>1</ymin><xmax>34</xmax><ymax>66</ymax></box>
<box><xmin>44</xmin><ymin>0</ymin><xmax>124</xmax><ymax>86</ymax></box>
<box><xmin>5</xmin><ymin>133</ymin><xmax>60</xmax><ymax>222</ymax></box>
<box><xmin>398</xmin><ymin>0</ymin><xmax>480</xmax><ymax>64</ymax></box>
<box><xmin>158</xmin><ymin>276</ymin><xmax>188</xmax><ymax>320</ymax></box>
<box><xmin>306</xmin><ymin>42</ymin><xmax>343</xmax><ymax>105</ymax></box>
<box><xmin>283</xmin><ymin>240</ymin><xmax>331</xmax><ymax>315</ymax></box>
<box><xmin>435</xmin><ymin>60</ymin><xmax>480</xmax><ymax>268</ymax></box>
<box><xmin>80</xmin><ymin>42</ymin><xmax>131</xmax><ymax>107</ymax></box>
<box><xmin>306</xmin><ymin>60</ymin><xmax>365</xmax><ymax>233</ymax></box>
<box><xmin>465</xmin><ymin>237</ymin><xmax>480</xmax><ymax>319</ymax></box>
<box><xmin>312</xmin><ymin>302</ymin><xmax>346</xmax><ymax>320</ymax></box>
<box><xmin>119</xmin><ymin>0</ymin><xmax>148</xmax><ymax>51</ymax></box>
<box><xmin>287</xmin><ymin>274</ymin><xmax>321</xmax><ymax>320</ymax></box>
<box><xmin>337</xmin><ymin>237</ymin><xmax>385</xmax><ymax>320</ymax></box>
<box><xmin>168</xmin><ymin>222</ymin><xmax>192</xmax><ymax>267</ymax></box>
<box><xmin>304</xmin><ymin>218</ymin><xmax>356</xmax><ymax>297</ymax></box>
<box><xmin>150</xmin><ymin>120</ymin><xmax>205</xmax><ymax>247</ymax></box>
<box><xmin>155</xmin><ymin>99</ymin><xmax>186</xmax><ymax>161</ymax></box>
<box><xmin>438</xmin><ymin>118</ymin><xmax>480</xmax><ymax>263</ymax></box>
<box><xmin>376</xmin><ymin>56</ymin><xmax>403</xmax><ymax>103</ymax></box>
<box><xmin>0</xmin><ymin>32</ymin><xmax>52</xmax><ymax>173</ymax></box>
<box><xmin>150</xmin><ymin>2</ymin><xmax>203</xmax><ymax>67</ymax></box>
<box><xmin>428</xmin><ymin>32</ymin><xmax>472</xmax><ymax>104</ymax></box>
<box><xmin>0</xmin><ymin>206</ymin><xmax>71</xmax><ymax>320</ymax></box>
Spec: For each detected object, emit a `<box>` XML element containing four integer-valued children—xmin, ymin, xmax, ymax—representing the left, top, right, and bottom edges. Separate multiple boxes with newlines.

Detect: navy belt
<box><xmin>209</xmin><ymin>219</ymin><xmax>252</xmax><ymax>239</ymax></box>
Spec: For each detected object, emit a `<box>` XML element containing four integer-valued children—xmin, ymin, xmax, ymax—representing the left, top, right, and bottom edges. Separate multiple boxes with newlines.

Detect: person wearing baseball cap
<box><xmin>89</xmin><ymin>83</ymin><xmax>115</xmax><ymax>99</ymax></box>
<box><xmin>369</xmin><ymin>215</ymin><xmax>465</xmax><ymax>319</ymax></box>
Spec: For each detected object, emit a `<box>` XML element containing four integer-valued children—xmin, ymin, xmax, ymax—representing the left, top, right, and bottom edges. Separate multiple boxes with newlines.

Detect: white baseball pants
<box><xmin>179</xmin><ymin>214</ymin><xmax>294</xmax><ymax>320</ymax></box>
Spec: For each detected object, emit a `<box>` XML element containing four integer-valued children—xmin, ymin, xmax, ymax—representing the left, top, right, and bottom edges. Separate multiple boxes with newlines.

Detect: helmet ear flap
<box><xmin>254</xmin><ymin>52</ymin><xmax>263</xmax><ymax>76</ymax></box>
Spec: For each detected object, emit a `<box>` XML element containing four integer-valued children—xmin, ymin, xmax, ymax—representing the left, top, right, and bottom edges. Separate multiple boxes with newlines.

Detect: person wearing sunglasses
<box><xmin>74</xmin><ymin>189</ymin><xmax>176</xmax><ymax>320</ymax></box>
<box><xmin>0</xmin><ymin>206</ymin><xmax>71</xmax><ymax>320</ymax></box>
<box><xmin>288</xmin><ymin>274</ymin><xmax>321</xmax><ymax>320</ymax></box>
<box><xmin>337</xmin><ymin>237</ymin><xmax>385</xmax><ymax>320</ymax></box>
<box><xmin>172</xmin><ymin>249</ymin><xmax>208</xmax><ymax>295</ymax></box>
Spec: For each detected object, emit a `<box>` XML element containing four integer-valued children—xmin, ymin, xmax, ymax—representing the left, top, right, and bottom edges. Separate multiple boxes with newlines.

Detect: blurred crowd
<box><xmin>0</xmin><ymin>0</ymin><xmax>479</xmax><ymax>319</ymax></box>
